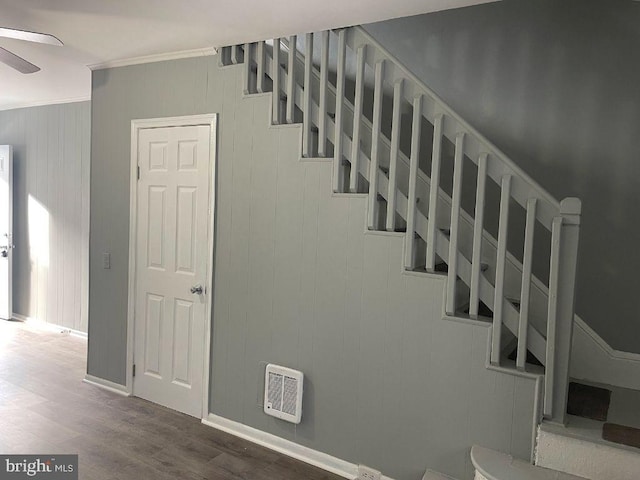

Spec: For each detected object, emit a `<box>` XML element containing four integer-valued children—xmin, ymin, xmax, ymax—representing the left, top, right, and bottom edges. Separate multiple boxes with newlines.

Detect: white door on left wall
<box><xmin>133</xmin><ymin>125</ymin><xmax>212</xmax><ymax>418</ymax></box>
<box><xmin>0</xmin><ymin>145</ymin><xmax>13</xmax><ymax>321</ymax></box>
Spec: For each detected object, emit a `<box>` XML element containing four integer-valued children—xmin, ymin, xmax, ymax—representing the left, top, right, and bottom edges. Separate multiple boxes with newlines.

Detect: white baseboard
<box><xmin>83</xmin><ymin>375</ymin><xmax>130</xmax><ymax>396</ymax></box>
<box><xmin>202</xmin><ymin>413</ymin><xmax>396</xmax><ymax>480</ymax></box>
<box><xmin>12</xmin><ymin>313</ymin><xmax>88</xmax><ymax>339</ymax></box>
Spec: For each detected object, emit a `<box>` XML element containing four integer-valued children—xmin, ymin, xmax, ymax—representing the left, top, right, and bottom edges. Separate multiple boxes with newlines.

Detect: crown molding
<box><xmin>89</xmin><ymin>46</ymin><xmax>218</xmax><ymax>71</ymax></box>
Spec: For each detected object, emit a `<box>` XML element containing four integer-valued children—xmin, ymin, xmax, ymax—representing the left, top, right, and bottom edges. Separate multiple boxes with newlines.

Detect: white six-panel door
<box><xmin>0</xmin><ymin>145</ymin><xmax>12</xmax><ymax>321</ymax></box>
<box><xmin>133</xmin><ymin>125</ymin><xmax>211</xmax><ymax>417</ymax></box>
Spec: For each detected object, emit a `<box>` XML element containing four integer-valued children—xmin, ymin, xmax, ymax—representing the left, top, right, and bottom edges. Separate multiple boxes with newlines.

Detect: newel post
<box><xmin>545</xmin><ymin>197</ymin><xmax>581</xmax><ymax>425</ymax></box>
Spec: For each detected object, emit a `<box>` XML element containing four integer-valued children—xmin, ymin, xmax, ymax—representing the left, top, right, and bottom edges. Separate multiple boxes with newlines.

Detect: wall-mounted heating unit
<box><xmin>264</xmin><ymin>364</ymin><xmax>303</xmax><ymax>424</ymax></box>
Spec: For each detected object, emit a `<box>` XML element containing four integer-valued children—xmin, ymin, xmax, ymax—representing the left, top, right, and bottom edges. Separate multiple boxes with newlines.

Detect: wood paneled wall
<box><xmin>0</xmin><ymin>101</ymin><xmax>90</xmax><ymax>333</ymax></box>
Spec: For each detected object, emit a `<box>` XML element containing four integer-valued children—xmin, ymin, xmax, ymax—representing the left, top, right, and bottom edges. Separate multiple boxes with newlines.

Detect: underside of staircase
<box><xmin>216</xmin><ymin>26</ymin><xmax>584</xmax><ymax>477</ymax></box>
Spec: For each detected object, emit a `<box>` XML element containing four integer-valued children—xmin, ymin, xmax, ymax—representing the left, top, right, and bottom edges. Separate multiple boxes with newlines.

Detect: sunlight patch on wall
<box><xmin>28</xmin><ymin>195</ymin><xmax>49</xmax><ymax>268</ymax></box>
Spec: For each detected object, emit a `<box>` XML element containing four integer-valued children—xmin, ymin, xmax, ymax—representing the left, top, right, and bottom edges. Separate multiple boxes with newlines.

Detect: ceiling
<box><xmin>0</xmin><ymin>0</ymin><xmax>499</xmax><ymax>111</ymax></box>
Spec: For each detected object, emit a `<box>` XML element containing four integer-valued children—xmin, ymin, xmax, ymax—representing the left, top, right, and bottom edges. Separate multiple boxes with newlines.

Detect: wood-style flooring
<box><xmin>0</xmin><ymin>320</ymin><xmax>344</xmax><ymax>480</ymax></box>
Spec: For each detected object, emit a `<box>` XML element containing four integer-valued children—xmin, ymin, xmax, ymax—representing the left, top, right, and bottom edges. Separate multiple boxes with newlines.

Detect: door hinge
<box><xmin>137</xmin><ymin>166</ymin><xmax>140</xmax><ymax>180</ymax></box>
<box><xmin>132</xmin><ymin>364</ymin><xmax>136</xmax><ymax>377</ymax></box>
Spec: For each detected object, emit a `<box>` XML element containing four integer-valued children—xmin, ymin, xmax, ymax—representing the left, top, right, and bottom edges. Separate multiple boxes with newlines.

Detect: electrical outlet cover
<box><xmin>358</xmin><ymin>465</ymin><xmax>381</xmax><ymax>480</ymax></box>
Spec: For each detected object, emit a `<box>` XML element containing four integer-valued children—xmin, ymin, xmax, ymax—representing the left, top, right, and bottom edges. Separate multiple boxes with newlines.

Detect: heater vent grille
<box><xmin>264</xmin><ymin>364</ymin><xmax>303</xmax><ymax>424</ymax></box>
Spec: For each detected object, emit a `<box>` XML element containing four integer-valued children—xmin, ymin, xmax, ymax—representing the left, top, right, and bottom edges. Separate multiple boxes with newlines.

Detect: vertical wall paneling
<box><xmin>0</xmin><ymin>101</ymin><xmax>91</xmax><ymax>333</ymax></box>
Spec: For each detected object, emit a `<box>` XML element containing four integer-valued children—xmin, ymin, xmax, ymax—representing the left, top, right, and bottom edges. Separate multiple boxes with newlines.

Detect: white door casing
<box><xmin>0</xmin><ymin>145</ymin><xmax>13</xmax><ymax>321</ymax></box>
<box><xmin>129</xmin><ymin>116</ymin><xmax>216</xmax><ymax>418</ymax></box>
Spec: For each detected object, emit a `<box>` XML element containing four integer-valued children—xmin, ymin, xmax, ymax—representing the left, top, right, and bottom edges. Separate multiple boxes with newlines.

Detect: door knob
<box><xmin>190</xmin><ymin>284</ymin><xmax>203</xmax><ymax>295</ymax></box>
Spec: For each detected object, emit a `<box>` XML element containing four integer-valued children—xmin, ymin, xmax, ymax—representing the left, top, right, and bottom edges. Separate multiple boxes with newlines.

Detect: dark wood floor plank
<box><xmin>603</xmin><ymin>423</ymin><xmax>640</xmax><ymax>449</ymax></box>
<box><xmin>0</xmin><ymin>320</ymin><xmax>344</xmax><ymax>480</ymax></box>
<box><xmin>567</xmin><ymin>382</ymin><xmax>612</xmax><ymax>421</ymax></box>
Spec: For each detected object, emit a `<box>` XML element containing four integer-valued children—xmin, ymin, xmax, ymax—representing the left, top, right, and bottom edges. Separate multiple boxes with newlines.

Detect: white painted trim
<box><xmin>89</xmin><ymin>47</ymin><xmax>218</xmax><ymax>71</ymax></box>
<box><xmin>202</xmin><ymin>413</ymin><xmax>396</xmax><ymax>480</ymax></box>
<box><xmin>0</xmin><ymin>96</ymin><xmax>91</xmax><ymax>112</ymax></box>
<box><xmin>571</xmin><ymin>316</ymin><xmax>640</xmax><ymax>391</ymax></box>
<box><xmin>83</xmin><ymin>375</ymin><xmax>130</xmax><ymax>396</ymax></box>
<box><xmin>128</xmin><ymin>114</ymin><xmax>218</xmax><ymax>414</ymax></box>
<box><xmin>574</xmin><ymin>317</ymin><xmax>640</xmax><ymax>362</ymax></box>
<box><xmin>12</xmin><ymin>313</ymin><xmax>88</xmax><ymax>339</ymax></box>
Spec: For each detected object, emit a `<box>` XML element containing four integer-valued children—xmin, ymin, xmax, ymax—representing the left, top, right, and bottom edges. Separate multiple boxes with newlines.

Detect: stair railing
<box><xmin>220</xmin><ymin>28</ymin><xmax>581</xmax><ymax>425</ymax></box>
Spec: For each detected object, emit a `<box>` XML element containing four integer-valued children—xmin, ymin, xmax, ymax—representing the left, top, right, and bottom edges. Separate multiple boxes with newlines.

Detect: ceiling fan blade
<box><xmin>0</xmin><ymin>27</ymin><xmax>63</xmax><ymax>46</ymax></box>
<box><xmin>0</xmin><ymin>47</ymin><xmax>40</xmax><ymax>74</ymax></box>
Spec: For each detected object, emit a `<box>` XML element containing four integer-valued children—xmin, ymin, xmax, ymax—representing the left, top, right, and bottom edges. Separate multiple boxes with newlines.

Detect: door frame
<box><xmin>126</xmin><ymin>114</ymin><xmax>217</xmax><ymax>420</ymax></box>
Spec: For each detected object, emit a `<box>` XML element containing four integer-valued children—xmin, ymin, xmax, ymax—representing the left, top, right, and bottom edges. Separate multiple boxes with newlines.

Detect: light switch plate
<box><xmin>103</xmin><ymin>252</ymin><xmax>111</xmax><ymax>269</ymax></box>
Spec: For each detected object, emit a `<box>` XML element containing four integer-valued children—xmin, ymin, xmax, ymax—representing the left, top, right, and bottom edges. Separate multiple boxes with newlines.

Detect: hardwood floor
<box><xmin>0</xmin><ymin>320</ymin><xmax>344</xmax><ymax>480</ymax></box>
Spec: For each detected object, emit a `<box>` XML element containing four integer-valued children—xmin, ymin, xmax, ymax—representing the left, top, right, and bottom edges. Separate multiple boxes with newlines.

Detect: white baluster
<box><xmin>332</xmin><ymin>29</ymin><xmax>346</xmax><ymax>193</ymax></box>
<box><xmin>544</xmin><ymin>198</ymin><xmax>581</xmax><ymax>424</ymax></box>
<box><xmin>303</xmin><ymin>33</ymin><xmax>314</xmax><ymax>158</ymax></box>
<box><xmin>272</xmin><ymin>39</ymin><xmax>281</xmax><ymax>125</ymax></box>
<box><xmin>491</xmin><ymin>174</ymin><xmax>512</xmax><ymax>365</ymax></box>
<box><xmin>243</xmin><ymin>43</ymin><xmax>251</xmax><ymax>95</ymax></box>
<box><xmin>426</xmin><ymin>114</ymin><xmax>443</xmax><ymax>271</ymax></box>
<box><xmin>446</xmin><ymin>133</ymin><xmax>465</xmax><ymax>315</ymax></box>
<box><xmin>286</xmin><ymin>35</ymin><xmax>297</xmax><ymax>124</ymax></box>
<box><xmin>404</xmin><ymin>95</ymin><xmax>423</xmax><ymax>270</ymax></box>
<box><xmin>517</xmin><ymin>198</ymin><xmax>537</xmax><ymax>370</ymax></box>
<box><xmin>256</xmin><ymin>41</ymin><xmax>265</xmax><ymax>94</ymax></box>
<box><xmin>469</xmin><ymin>153</ymin><xmax>488</xmax><ymax>319</ymax></box>
<box><xmin>545</xmin><ymin>215</ymin><xmax>563</xmax><ymax>417</ymax></box>
<box><xmin>231</xmin><ymin>45</ymin><xmax>240</xmax><ymax>64</ymax></box>
<box><xmin>366</xmin><ymin>60</ymin><xmax>385</xmax><ymax>230</ymax></box>
<box><xmin>350</xmin><ymin>44</ymin><xmax>366</xmax><ymax>193</ymax></box>
<box><xmin>386</xmin><ymin>78</ymin><xmax>403</xmax><ymax>232</ymax></box>
<box><xmin>318</xmin><ymin>31</ymin><xmax>329</xmax><ymax>157</ymax></box>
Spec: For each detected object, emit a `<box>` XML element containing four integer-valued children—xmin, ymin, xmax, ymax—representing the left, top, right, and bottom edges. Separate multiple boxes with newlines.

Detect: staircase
<box><xmin>220</xmin><ymin>26</ymin><xmax>580</xmax><ymax>431</ymax></box>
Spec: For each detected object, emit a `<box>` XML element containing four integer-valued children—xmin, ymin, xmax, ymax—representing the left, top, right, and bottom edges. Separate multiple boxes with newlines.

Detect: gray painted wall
<box><xmin>0</xmin><ymin>102</ymin><xmax>90</xmax><ymax>333</ymax></box>
<box><xmin>89</xmin><ymin>57</ymin><xmax>538</xmax><ymax>480</ymax></box>
<box><xmin>364</xmin><ymin>0</ymin><xmax>640</xmax><ymax>353</ymax></box>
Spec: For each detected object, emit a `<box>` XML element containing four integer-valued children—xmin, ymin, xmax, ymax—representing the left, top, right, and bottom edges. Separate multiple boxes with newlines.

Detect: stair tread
<box><xmin>603</xmin><ymin>423</ymin><xmax>640</xmax><ymax>449</ymax></box>
<box><xmin>540</xmin><ymin>415</ymin><xmax>640</xmax><ymax>454</ymax></box>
